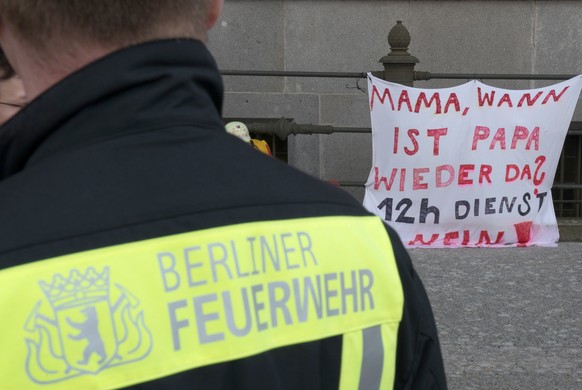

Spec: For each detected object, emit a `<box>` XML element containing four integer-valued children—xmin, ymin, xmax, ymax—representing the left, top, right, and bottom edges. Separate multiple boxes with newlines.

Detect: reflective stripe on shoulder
<box><xmin>0</xmin><ymin>216</ymin><xmax>404</xmax><ymax>389</ymax></box>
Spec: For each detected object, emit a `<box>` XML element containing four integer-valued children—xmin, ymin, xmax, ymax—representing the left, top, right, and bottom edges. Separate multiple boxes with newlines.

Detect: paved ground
<box><xmin>410</xmin><ymin>243</ymin><xmax>582</xmax><ymax>390</ymax></box>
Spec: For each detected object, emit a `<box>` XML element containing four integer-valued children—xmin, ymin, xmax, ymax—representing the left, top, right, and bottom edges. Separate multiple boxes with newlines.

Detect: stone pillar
<box><xmin>376</xmin><ymin>20</ymin><xmax>419</xmax><ymax>86</ymax></box>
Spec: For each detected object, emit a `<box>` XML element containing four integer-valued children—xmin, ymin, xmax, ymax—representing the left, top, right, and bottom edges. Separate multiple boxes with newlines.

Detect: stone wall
<box><xmin>207</xmin><ymin>0</ymin><xmax>582</xmax><ymax>201</ymax></box>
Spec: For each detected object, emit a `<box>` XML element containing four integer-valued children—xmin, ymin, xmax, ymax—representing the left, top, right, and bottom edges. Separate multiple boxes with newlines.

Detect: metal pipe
<box><xmin>328</xmin><ymin>127</ymin><xmax>372</xmax><ymax>133</ymax></box>
<box><xmin>239</xmin><ymin>118</ymin><xmax>582</xmax><ymax>137</ymax></box>
<box><xmin>220</xmin><ymin>69</ymin><xmax>577</xmax><ymax>81</ymax></box>
<box><xmin>421</xmin><ymin>72</ymin><xmax>577</xmax><ymax>81</ymax></box>
<box><xmin>220</xmin><ymin>70</ymin><xmax>367</xmax><ymax>79</ymax></box>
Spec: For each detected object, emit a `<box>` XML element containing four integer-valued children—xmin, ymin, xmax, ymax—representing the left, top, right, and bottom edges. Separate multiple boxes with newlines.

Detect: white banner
<box><xmin>363</xmin><ymin>73</ymin><xmax>582</xmax><ymax>247</ymax></box>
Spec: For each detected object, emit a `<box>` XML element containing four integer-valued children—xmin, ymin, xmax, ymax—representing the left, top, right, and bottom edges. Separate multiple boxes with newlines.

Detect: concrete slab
<box><xmin>208</xmin><ymin>1</ymin><xmax>284</xmax><ymax>93</ymax></box>
<box><xmin>557</xmin><ymin>218</ymin><xmax>582</xmax><ymax>242</ymax></box>
<box><xmin>410</xmin><ymin>242</ymin><xmax>582</xmax><ymax>389</ymax></box>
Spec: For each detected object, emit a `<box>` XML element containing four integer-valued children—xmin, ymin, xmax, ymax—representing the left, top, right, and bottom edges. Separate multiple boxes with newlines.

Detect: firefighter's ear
<box><xmin>206</xmin><ymin>0</ymin><xmax>224</xmax><ymax>30</ymax></box>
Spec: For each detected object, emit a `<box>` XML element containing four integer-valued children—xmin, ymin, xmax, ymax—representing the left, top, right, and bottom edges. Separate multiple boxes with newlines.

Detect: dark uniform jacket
<box><xmin>0</xmin><ymin>40</ymin><xmax>446</xmax><ymax>389</ymax></box>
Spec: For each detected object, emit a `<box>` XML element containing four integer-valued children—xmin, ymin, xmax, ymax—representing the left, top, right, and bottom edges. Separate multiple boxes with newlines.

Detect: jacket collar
<box><xmin>0</xmin><ymin>39</ymin><xmax>224</xmax><ymax>179</ymax></box>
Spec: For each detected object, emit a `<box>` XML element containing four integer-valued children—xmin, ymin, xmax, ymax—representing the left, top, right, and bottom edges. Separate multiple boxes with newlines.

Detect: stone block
<box><xmin>284</xmin><ymin>1</ymin><xmax>410</xmax><ymax>93</ymax></box>
<box><xmin>409</xmin><ymin>1</ymin><xmax>533</xmax><ymax>90</ymax></box>
<box><xmin>534</xmin><ymin>2</ymin><xmax>582</xmax><ymax>74</ymax></box>
<box><xmin>222</xmin><ymin>92</ymin><xmax>319</xmax><ymax>124</ymax></box>
<box><xmin>208</xmin><ymin>1</ymin><xmax>284</xmax><ymax>93</ymax></box>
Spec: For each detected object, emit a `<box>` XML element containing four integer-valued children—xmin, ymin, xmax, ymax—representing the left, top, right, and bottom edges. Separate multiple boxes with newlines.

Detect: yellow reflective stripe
<box><xmin>378</xmin><ymin>323</ymin><xmax>399</xmax><ymax>389</ymax></box>
<box><xmin>0</xmin><ymin>215</ymin><xmax>403</xmax><ymax>390</ymax></box>
<box><xmin>339</xmin><ymin>330</ymin><xmax>364</xmax><ymax>390</ymax></box>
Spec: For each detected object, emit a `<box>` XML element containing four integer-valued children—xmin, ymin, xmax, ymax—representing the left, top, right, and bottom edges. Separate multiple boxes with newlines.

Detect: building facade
<box><xmin>207</xmin><ymin>0</ymin><xmax>582</xmax><ymax>213</ymax></box>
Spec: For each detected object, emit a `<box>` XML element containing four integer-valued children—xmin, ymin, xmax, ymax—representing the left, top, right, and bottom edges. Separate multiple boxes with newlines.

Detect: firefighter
<box><xmin>0</xmin><ymin>1</ymin><xmax>446</xmax><ymax>389</ymax></box>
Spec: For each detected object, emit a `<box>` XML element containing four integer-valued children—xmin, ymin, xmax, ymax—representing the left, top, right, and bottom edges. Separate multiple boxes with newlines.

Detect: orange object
<box><xmin>251</xmin><ymin>139</ymin><xmax>272</xmax><ymax>156</ymax></box>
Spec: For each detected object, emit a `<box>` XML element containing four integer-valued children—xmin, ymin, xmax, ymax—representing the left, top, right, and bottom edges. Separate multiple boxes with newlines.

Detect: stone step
<box><xmin>558</xmin><ymin>218</ymin><xmax>582</xmax><ymax>242</ymax></box>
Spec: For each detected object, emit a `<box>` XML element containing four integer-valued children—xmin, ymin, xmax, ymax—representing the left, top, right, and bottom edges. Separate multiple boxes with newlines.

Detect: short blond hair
<box><xmin>0</xmin><ymin>0</ymin><xmax>212</xmax><ymax>49</ymax></box>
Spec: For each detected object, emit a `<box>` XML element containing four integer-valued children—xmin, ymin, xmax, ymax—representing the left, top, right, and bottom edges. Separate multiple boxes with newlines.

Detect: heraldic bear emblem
<box><xmin>67</xmin><ymin>306</ymin><xmax>108</xmax><ymax>365</ymax></box>
<box><xmin>24</xmin><ymin>267</ymin><xmax>152</xmax><ymax>384</ymax></box>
